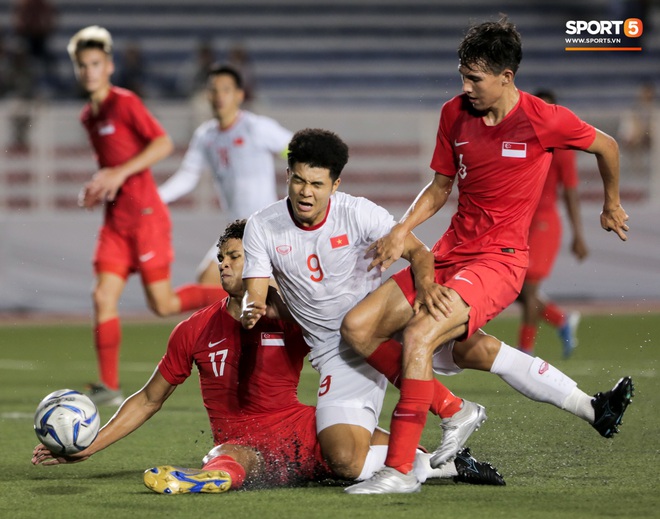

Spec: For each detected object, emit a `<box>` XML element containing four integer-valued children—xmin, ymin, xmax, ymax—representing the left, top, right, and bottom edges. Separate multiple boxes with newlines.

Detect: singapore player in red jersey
<box><xmin>67</xmin><ymin>26</ymin><xmax>226</xmax><ymax>406</ymax></box>
<box><xmin>517</xmin><ymin>89</ymin><xmax>589</xmax><ymax>358</ymax></box>
<box><xmin>31</xmin><ymin>220</ymin><xmax>505</xmax><ymax>493</ymax></box>
<box><xmin>342</xmin><ymin>17</ymin><xmax>632</xmax><ymax>494</ymax></box>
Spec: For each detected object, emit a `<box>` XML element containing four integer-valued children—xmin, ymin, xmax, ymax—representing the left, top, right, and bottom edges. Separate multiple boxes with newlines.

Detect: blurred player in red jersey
<box><xmin>517</xmin><ymin>89</ymin><xmax>589</xmax><ymax>358</ymax></box>
<box><xmin>342</xmin><ymin>17</ymin><xmax>632</xmax><ymax>494</ymax></box>
<box><xmin>32</xmin><ymin>220</ymin><xmax>505</xmax><ymax>492</ymax></box>
<box><xmin>67</xmin><ymin>26</ymin><xmax>226</xmax><ymax>406</ymax></box>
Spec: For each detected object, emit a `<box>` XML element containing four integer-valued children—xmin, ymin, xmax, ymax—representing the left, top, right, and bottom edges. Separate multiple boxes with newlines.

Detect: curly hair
<box><xmin>458</xmin><ymin>16</ymin><xmax>522</xmax><ymax>75</ymax></box>
<box><xmin>216</xmin><ymin>219</ymin><xmax>246</xmax><ymax>256</ymax></box>
<box><xmin>287</xmin><ymin>128</ymin><xmax>349</xmax><ymax>181</ymax></box>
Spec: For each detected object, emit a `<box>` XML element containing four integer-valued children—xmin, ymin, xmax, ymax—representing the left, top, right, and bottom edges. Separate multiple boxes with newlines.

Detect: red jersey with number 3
<box><xmin>430</xmin><ymin>91</ymin><xmax>595</xmax><ymax>268</ymax></box>
<box><xmin>80</xmin><ymin>86</ymin><xmax>168</xmax><ymax>230</ymax></box>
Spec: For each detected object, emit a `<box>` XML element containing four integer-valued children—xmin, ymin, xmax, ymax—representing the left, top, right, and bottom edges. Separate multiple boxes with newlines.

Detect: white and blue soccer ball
<box><xmin>34</xmin><ymin>389</ymin><xmax>100</xmax><ymax>455</ymax></box>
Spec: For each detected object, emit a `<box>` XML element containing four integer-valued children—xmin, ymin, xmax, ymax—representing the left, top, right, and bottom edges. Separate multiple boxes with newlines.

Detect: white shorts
<box><xmin>314</xmin><ymin>340</ymin><xmax>388</xmax><ymax>434</ymax></box>
<box><xmin>196</xmin><ymin>241</ymin><xmax>219</xmax><ymax>277</ymax></box>
<box><xmin>432</xmin><ymin>340</ymin><xmax>463</xmax><ymax>376</ymax></box>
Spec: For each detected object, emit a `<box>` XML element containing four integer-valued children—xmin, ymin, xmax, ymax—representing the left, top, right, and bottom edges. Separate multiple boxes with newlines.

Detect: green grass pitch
<box><xmin>1</xmin><ymin>312</ymin><xmax>658</xmax><ymax>519</ymax></box>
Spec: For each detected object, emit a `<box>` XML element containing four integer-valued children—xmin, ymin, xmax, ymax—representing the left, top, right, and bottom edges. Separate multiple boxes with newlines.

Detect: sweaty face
<box><xmin>287</xmin><ymin>163</ymin><xmax>340</xmax><ymax>228</ymax></box>
<box><xmin>218</xmin><ymin>238</ymin><xmax>244</xmax><ymax>297</ymax></box>
<box><xmin>458</xmin><ymin>63</ymin><xmax>509</xmax><ymax>112</ymax></box>
<box><xmin>207</xmin><ymin>74</ymin><xmax>244</xmax><ymax>124</ymax></box>
<box><xmin>74</xmin><ymin>48</ymin><xmax>114</xmax><ymax>96</ymax></box>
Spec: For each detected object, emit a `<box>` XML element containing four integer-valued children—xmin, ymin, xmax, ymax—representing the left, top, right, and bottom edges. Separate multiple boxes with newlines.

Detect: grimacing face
<box><xmin>286</xmin><ymin>163</ymin><xmax>340</xmax><ymax>228</ymax></box>
<box><xmin>218</xmin><ymin>238</ymin><xmax>244</xmax><ymax>296</ymax></box>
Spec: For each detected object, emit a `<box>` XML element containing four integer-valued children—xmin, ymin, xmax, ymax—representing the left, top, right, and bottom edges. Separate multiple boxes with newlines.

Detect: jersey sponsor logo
<box><xmin>454</xmin><ymin>272</ymin><xmax>473</xmax><ymax>285</ymax></box>
<box><xmin>97</xmin><ymin>122</ymin><xmax>115</xmax><ymax>136</ymax></box>
<box><xmin>276</xmin><ymin>244</ymin><xmax>292</xmax><ymax>255</ymax></box>
<box><xmin>139</xmin><ymin>251</ymin><xmax>155</xmax><ymax>263</ymax></box>
<box><xmin>502</xmin><ymin>141</ymin><xmax>527</xmax><ymax>158</ymax></box>
<box><xmin>261</xmin><ymin>332</ymin><xmax>285</xmax><ymax>347</ymax></box>
<box><xmin>330</xmin><ymin>234</ymin><xmax>349</xmax><ymax>249</ymax></box>
<box><xmin>454</xmin><ymin>140</ymin><xmax>469</xmax><ymax>147</ymax></box>
<box><xmin>208</xmin><ymin>338</ymin><xmax>227</xmax><ymax>348</ymax></box>
<box><xmin>538</xmin><ymin>361</ymin><xmax>550</xmax><ymax>375</ymax></box>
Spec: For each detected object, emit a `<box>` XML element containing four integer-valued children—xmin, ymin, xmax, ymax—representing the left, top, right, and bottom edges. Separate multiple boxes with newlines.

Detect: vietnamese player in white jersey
<box><xmin>159</xmin><ymin>64</ymin><xmax>292</xmax><ymax>284</ymax></box>
<box><xmin>241</xmin><ymin>128</ymin><xmax>484</xmax><ymax>482</ymax></box>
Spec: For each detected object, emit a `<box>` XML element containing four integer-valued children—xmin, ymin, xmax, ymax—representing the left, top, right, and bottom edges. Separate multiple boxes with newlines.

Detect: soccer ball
<box><xmin>34</xmin><ymin>389</ymin><xmax>100</xmax><ymax>455</ymax></box>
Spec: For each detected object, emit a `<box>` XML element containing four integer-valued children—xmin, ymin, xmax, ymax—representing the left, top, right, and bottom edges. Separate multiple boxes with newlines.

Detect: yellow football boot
<box><xmin>143</xmin><ymin>465</ymin><xmax>232</xmax><ymax>494</ymax></box>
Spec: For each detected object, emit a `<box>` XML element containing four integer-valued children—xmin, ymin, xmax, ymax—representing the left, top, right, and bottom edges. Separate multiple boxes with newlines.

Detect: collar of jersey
<box><xmin>286</xmin><ymin>197</ymin><xmax>331</xmax><ymax>231</ymax></box>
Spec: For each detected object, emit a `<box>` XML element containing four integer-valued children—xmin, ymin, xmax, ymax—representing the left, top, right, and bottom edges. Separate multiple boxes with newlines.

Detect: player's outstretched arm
<box><xmin>586</xmin><ymin>130</ymin><xmax>629</xmax><ymax>241</ymax></box>
<box><xmin>32</xmin><ymin>370</ymin><xmax>176</xmax><ymax>466</ymax></box>
<box><xmin>563</xmin><ymin>186</ymin><xmax>589</xmax><ymax>260</ymax></box>
<box><xmin>368</xmin><ymin>174</ymin><xmax>454</xmax><ymax>272</ymax></box>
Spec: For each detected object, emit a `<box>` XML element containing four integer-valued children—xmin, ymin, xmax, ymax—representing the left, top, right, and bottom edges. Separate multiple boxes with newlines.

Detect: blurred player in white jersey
<box><xmin>159</xmin><ymin>63</ymin><xmax>292</xmax><ymax>284</ymax></box>
<box><xmin>240</xmin><ymin>128</ymin><xmax>485</xmax><ymax>482</ymax></box>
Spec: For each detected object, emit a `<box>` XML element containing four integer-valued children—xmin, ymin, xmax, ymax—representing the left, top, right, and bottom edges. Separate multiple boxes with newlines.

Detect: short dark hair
<box><xmin>458</xmin><ymin>16</ymin><xmax>522</xmax><ymax>75</ymax></box>
<box><xmin>207</xmin><ymin>63</ymin><xmax>243</xmax><ymax>89</ymax></box>
<box><xmin>216</xmin><ymin>219</ymin><xmax>246</xmax><ymax>260</ymax></box>
<box><xmin>287</xmin><ymin>128</ymin><xmax>349</xmax><ymax>181</ymax></box>
<box><xmin>534</xmin><ymin>89</ymin><xmax>557</xmax><ymax>104</ymax></box>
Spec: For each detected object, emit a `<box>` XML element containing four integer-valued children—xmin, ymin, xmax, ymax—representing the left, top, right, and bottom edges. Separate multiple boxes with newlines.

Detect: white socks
<box><xmin>413</xmin><ymin>451</ymin><xmax>457</xmax><ymax>483</ymax></box>
<box><xmin>357</xmin><ymin>445</ymin><xmax>458</xmax><ymax>482</ymax></box>
<box><xmin>490</xmin><ymin>342</ymin><xmax>593</xmax><ymax>421</ymax></box>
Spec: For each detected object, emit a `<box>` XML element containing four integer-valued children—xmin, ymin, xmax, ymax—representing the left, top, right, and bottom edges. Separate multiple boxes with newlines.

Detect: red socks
<box><xmin>202</xmin><ymin>454</ymin><xmax>246</xmax><ymax>489</ymax></box>
<box><xmin>366</xmin><ymin>339</ymin><xmax>463</xmax><ymax>418</ymax></box>
<box><xmin>518</xmin><ymin>323</ymin><xmax>537</xmax><ymax>353</ymax></box>
<box><xmin>95</xmin><ymin>317</ymin><xmax>121</xmax><ymax>390</ymax></box>
<box><xmin>175</xmin><ymin>284</ymin><xmax>227</xmax><ymax>312</ymax></box>
<box><xmin>385</xmin><ymin>378</ymin><xmax>434</xmax><ymax>474</ymax></box>
<box><xmin>542</xmin><ymin>303</ymin><xmax>565</xmax><ymax>328</ymax></box>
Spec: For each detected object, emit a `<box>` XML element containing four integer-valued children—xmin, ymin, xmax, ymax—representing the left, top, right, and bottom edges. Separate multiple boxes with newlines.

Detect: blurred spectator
<box><xmin>618</xmin><ymin>82</ymin><xmax>656</xmax><ymax>174</ymax></box>
<box><xmin>227</xmin><ymin>43</ymin><xmax>257</xmax><ymax>105</ymax></box>
<box><xmin>176</xmin><ymin>40</ymin><xmax>217</xmax><ymax>127</ymax></box>
<box><xmin>12</xmin><ymin>0</ymin><xmax>58</xmax><ymax>94</ymax></box>
<box><xmin>176</xmin><ymin>40</ymin><xmax>216</xmax><ymax>98</ymax></box>
<box><xmin>115</xmin><ymin>42</ymin><xmax>148</xmax><ymax>97</ymax></box>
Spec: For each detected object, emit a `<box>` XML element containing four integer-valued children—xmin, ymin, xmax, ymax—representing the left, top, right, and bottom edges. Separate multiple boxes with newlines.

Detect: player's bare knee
<box><xmin>322</xmin><ymin>443</ymin><xmax>363</xmax><ymax>479</ymax></box>
<box><xmin>340</xmin><ymin>311</ymin><xmax>370</xmax><ymax>353</ymax></box>
<box><xmin>147</xmin><ymin>297</ymin><xmax>176</xmax><ymax>317</ymax></box>
<box><xmin>92</xmin><ymin>285</ymin><xmax>115</xmax><ymax>313</ymax></box>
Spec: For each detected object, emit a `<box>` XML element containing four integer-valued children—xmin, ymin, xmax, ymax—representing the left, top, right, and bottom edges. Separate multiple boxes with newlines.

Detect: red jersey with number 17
<box><xmin>430</xmin><ymin>91</ymin><xmax>595</xmax><ymax>268</ymax></box>
<box><xmin>80</xmin><ymin>86</ymin><xmax>168</xmax><ymax>230</ymax></box>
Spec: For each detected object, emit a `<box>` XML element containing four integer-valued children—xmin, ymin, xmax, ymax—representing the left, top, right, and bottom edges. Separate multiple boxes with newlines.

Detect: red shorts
<box><xmin>391</xmin><ymin>253</ymin><xmax>525</xmax><ymax>338</ymax></box>
<box><xmin>93</xmin><ymin>212</ymin><xmax>173</xmax><ymax>283</ymax></box>
<box><xmin>526</xmin><ymin>210</ymin><xmax>561</xmax><ymax>282</ymax></box>
<box><xmin>211</xmin><ymin>405</ymin><xmax>332</xmax><ymax>487</ymax></box>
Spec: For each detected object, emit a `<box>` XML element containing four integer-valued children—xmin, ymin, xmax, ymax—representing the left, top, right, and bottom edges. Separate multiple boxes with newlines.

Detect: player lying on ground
<box><xmin>31</xmin><ymin>220</ymin><xmax>504</xmax><ymax>493</ymax></box>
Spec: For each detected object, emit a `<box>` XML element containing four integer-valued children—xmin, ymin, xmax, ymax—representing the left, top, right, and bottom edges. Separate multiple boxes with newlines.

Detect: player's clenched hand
<box><xmin>31</xmin><ymin>443</ymin><xmax>88</xmax><ymax>466</ymax></box>
<box><xmin>78</xmin><ymin>183</ymin><xmax>102</xmax><ymax>209</ymax></box>
<box><xmin>86</xmin><ymin>167</ymin><xmax>126</xmax><ymax>203</ymax></box>
<box><xmin>240</xmin><ymin>301</ymin><xmax>266</xmax><ymax>329</ymax></box>
<box><xmin>600</xmin><ymin>204</ymin><xmax>629</xmax><ymax>241</ymax></box>
<box><xmin>368</xmin><ymin>224</ymin><xmax>408</xmax><ymax>272</ymax></box>
<box><xmin>413</xmin><ymin>281</ymin><xmax>454</xmax><ymax>321</ymax></box>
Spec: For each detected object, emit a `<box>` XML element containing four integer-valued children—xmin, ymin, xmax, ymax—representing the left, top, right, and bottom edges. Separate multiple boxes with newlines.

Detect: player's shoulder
<box><xmin>179</xmin><ymin>298</ymin><xmax>229</xmax><ymax>329</ymax></box>
<box><xmin>333</xmin><ymin>191</ymin><xmax>384</xmax><ymax>213</ymax></box>
<box><xmin>248</xmin><ymin>198</ymin><xmax>288</xmax><ymax>225</ymax></box>
<box><xmin>194</xmin><ymin>118</ymin><xmax>220</xmax><ymax>137</ymax></box>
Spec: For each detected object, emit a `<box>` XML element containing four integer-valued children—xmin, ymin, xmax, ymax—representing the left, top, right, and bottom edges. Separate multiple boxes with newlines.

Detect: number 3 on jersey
<box><xmin>307</xmin><ymin>254</ymin><xmax>324</xmax><ymax>282</ymax></box>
